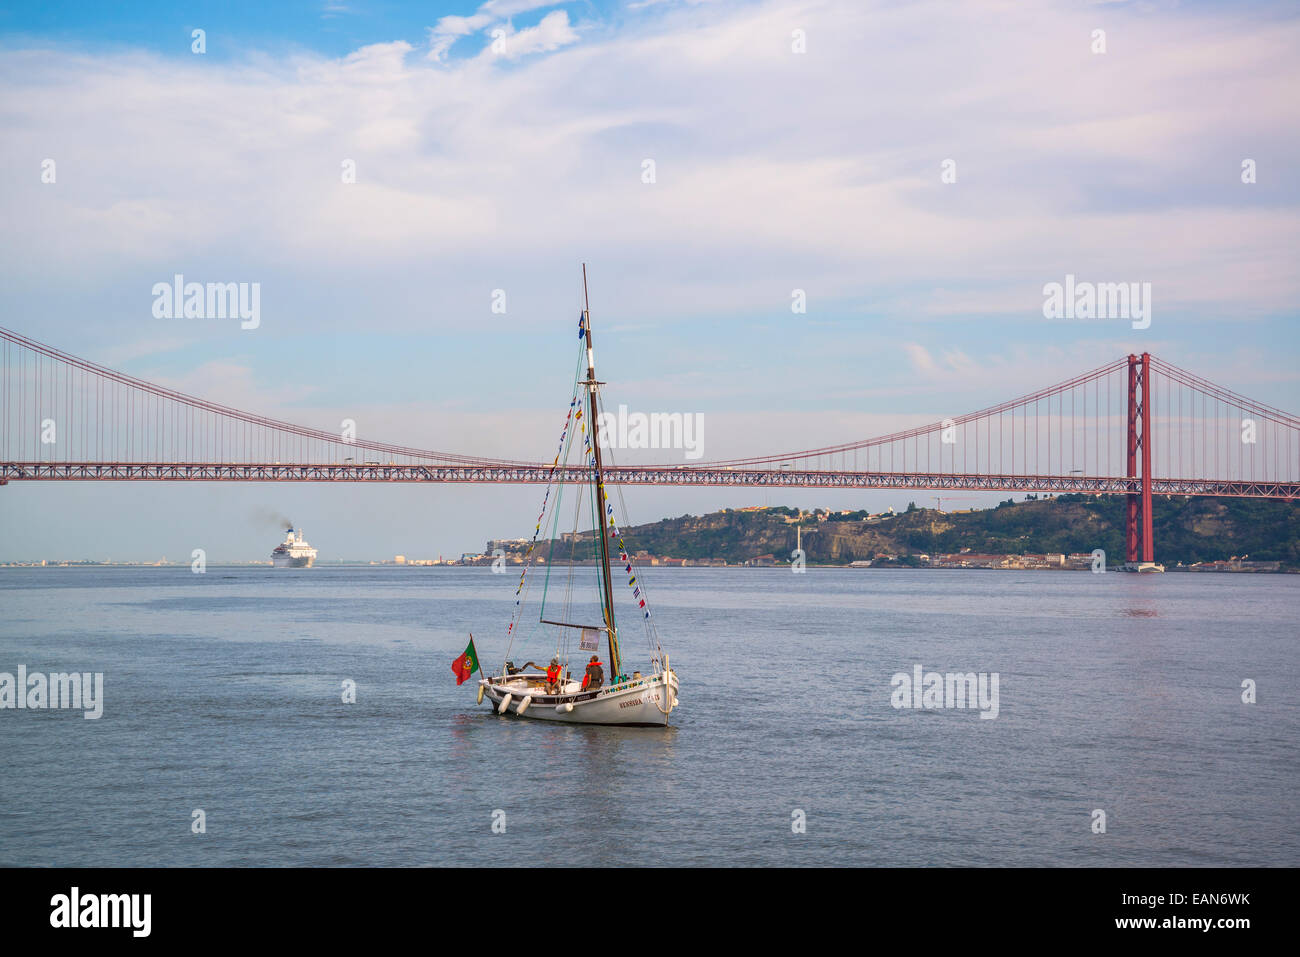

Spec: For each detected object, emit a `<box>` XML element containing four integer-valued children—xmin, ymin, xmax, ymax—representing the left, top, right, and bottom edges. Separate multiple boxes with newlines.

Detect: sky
<box><xmin>0</xmin><ymin>0</ymin><xmax>1297</xmax><ymax>562</ymax></box>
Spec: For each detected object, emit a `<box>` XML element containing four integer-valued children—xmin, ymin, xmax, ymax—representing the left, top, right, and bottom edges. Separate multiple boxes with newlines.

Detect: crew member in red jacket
<box><xmin>582</xmin><ymin>655</ymin><xmax>604</xmax><ymax>691</ymax></box>
<box><xmin>545</xmin><ymin>657</ymin><xmax>562</xmax><ymax>693</ymax></box>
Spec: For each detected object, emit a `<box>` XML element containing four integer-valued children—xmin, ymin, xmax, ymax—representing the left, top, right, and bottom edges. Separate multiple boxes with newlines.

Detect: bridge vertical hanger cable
<box><xmin>1</xmin><ymin>322</ymin><xmax>1296</xmax><ymax>545</ymax></box>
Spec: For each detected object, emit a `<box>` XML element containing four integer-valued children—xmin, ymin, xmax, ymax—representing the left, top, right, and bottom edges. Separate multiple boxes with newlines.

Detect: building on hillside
<box><xmin>956</xmin><ymin>554</ymin><xmax>1013</xmax><ymax>568</ymax></box>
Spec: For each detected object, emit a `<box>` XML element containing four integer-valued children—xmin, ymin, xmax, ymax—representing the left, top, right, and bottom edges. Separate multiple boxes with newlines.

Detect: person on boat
<box><xmin>545</xmin><ymin>657</ymin><xmax>562</xmax><ymax>693</ymax></box>
<box><xmin>582</xmin><ymin>655</ymin><xmax>604</xmax><ymax>691</ymax></box>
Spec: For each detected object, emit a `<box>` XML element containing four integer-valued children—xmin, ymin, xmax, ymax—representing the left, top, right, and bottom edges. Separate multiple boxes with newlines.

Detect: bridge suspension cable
<box><xmin>1</xmin><ymin>326</ymin><xmax>1296</xmax><ymax>506</ymax></box>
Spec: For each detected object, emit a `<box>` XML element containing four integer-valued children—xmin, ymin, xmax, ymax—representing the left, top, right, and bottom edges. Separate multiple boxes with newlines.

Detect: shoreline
<box><xmin>1</xmin><ymin>562</ymin><xmax>1293</xmax><ymax>574</ymax></box>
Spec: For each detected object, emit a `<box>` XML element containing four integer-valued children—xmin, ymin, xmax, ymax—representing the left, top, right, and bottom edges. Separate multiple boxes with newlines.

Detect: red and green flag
<box><xmin>452</xmin><ymin>637</ymin><xmax>480</xmax><ymax>685</ymax></box>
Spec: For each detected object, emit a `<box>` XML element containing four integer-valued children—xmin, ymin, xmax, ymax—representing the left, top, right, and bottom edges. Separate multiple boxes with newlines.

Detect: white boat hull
<box><xmin>1123</xmin><ymin>561</ymin><xmax>1165</xmax><ymax>573</ymax></box>
<box><xmin>480</xmin><ymin>671</ymin><xmax>679</xmax><ymax>726</ymax></box>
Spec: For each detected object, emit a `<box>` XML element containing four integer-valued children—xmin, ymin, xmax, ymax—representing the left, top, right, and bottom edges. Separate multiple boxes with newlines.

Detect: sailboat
<box><xmin>474</xmin><ymin>266</ymin><xmax>680</xmax><ymax>726</ymax></box>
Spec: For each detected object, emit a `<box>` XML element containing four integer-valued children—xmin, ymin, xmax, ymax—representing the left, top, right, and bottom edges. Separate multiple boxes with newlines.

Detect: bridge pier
<box><xmin>1125</xmin><ymin>352</ymin><xmax>1155</xmax><ymax>568</ymax></box>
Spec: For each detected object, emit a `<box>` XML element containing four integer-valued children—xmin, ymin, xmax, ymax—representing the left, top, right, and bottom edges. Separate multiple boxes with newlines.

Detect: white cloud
<box><xmin>485</xmin><ymin>10</ymin><xmax>579</xmax><ymax>61</ymax></box>
<box><xmin>903</xmin><ymin>343</ymin><xmax>938</xmax><ymax>377</ymax></box>
<box><xmin>428</xmin><ymin>14</ymin><xmax>492</xmax><ymax>60</ymax></box>
<box><xmin>427</xmin><ymin>0</ymin><xmax>569</xmax><ymax>61</ymax></box>
<box><xmin>0</xmin><ymin>0</ymin><xmax>1297</xmax><ymax>355</ymax></box>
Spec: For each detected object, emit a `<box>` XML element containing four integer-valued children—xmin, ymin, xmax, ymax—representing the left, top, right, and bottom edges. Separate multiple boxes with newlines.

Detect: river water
<box><xmin>0</xmin><ymin>565</ymin><xmax>1295</xmax><ymax>866</ymax></box>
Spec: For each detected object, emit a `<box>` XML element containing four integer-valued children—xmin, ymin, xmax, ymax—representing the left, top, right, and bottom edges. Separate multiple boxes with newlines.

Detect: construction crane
<box><xmin>932</xmin><ymin>495</ymin><xmax>976</xmax><ymax>513</ymax></box>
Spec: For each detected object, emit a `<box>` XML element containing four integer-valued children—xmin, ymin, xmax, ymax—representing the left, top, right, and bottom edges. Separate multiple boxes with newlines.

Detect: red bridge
<box><xmin>2</xmin><ymin>325</ymin><xmax>1297</xmax><ymax>566</ymax></box>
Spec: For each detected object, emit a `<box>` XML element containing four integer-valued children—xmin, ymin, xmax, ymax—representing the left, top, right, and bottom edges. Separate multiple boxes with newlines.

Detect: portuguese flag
<box><xmin>452</xmin><ymin>636</ymin><xmax>480</xmax><ymax>685</ymax></box>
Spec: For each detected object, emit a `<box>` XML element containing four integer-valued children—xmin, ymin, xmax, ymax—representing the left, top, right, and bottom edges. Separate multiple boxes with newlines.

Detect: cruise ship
<box><xmin>271</xmin><ymin>528</ymin><xmax>317</xmax><ymax>568</ymax></box>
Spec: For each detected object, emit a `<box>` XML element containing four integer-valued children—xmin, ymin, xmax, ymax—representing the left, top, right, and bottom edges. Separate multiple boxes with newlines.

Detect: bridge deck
<box><xmin>1</xmin><ymin>462</ymin><xmax>1295</xmax><ymax>499</ymax></box>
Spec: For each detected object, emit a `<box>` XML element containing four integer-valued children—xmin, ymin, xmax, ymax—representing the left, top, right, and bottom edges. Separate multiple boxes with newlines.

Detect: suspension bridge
<box><xmin>1</xmin><ymin>325</ymin><xmax>1297</xmax><ymax>566</ymax></box>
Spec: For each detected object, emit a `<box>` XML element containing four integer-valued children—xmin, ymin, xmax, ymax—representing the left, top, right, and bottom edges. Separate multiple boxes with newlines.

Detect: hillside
<box><xmin>523</xmin><ymin>495</ymin><xmax>1300</xmax><ymax>568</ymax></box>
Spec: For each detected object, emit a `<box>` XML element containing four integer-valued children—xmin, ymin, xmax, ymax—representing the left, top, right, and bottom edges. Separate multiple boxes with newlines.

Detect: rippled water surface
<box><xmin>1</xmin><ymin>565</ymin><xmax>1296</xmax><ymax>866</ymax></box>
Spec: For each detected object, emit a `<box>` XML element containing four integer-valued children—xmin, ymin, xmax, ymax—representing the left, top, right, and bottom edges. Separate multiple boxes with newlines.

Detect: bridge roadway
<box><xmin>1</xmin><ymin>462</ymin><xmax>1296</xmax><ymax>499</ymax></box>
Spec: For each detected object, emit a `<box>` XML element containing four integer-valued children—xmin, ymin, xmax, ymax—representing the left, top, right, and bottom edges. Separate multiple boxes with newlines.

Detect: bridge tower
<box><xmin>1125</xmin><ymin>352</ymin><xmax>1154</xmax><ymax>566</ymax></box>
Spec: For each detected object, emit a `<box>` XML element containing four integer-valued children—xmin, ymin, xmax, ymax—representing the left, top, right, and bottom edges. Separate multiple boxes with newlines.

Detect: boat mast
<box><xmin>582</xmin><ymin>264</ymin><xmax>622</xmax><ymax>679</ymax></box>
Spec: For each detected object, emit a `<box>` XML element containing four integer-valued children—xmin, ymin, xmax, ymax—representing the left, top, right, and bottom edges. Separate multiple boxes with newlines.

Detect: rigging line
<box><xmin>590</xmin><ymin>392</ymin><xmax>629</xmax><ymax>670</ymax></box>
<box><xmin>526</xmin><ymin>458</ymin><xmax>575</xmax><ymax>652</ymax></box>
<box><xmin>586</xmin><ymin>454</ymin><xmax>604</xmax><ymax>626</ymax></box>
<box><xmin>563</xmin><ymin>483</ymin><xmax>592</xmax><ymax>636</ymax></box>
<box><xmin>607</xmin><ymin>494</ymin><xmax>660</xmax><ymax>656</ymax></box>
<box><xmin>594</xmin><ymin>397</ymin><xmax>664</xmax><ymax>670</ymax></box>
<box><xmin>580</xmin><ymin>422</ymin><xmax>616</xmax><ymax>641</ymax></box>
<box><xmin>611</xmin><ymin>472</ymin><xmax>665</xmax><ymax>666</ymax></box>
<box><xmin>501</xmin><ymin>343</ymin><xmax>588</xmax><ymax>665</ymax></box>
<box><xmin>535</xmin><ymin>389</ymin><xmax>583</xmax><ymax>623</ymax></box>
<box><xmin>557</xmin><ymin>490</ymin><xmax>584</xmax><ymax>665</ymax></box>
<box><xmin>543</xmin><ymin>392</ymin><xmax>596</xmax><ymax>650</ymax></box>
